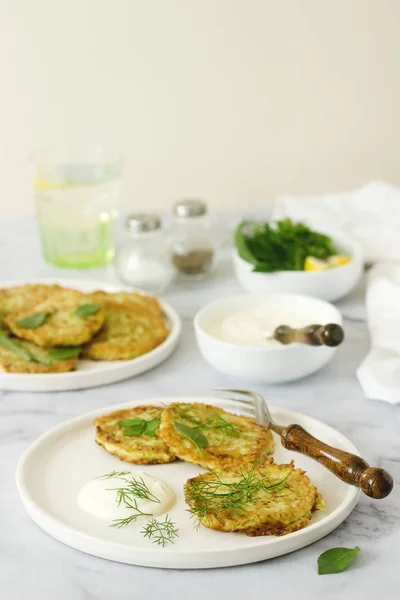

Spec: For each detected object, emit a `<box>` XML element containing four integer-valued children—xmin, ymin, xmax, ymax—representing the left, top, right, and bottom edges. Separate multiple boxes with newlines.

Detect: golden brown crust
<box><xmin>184</xmin><ymin>458</ymin><xmax>323</xmax><ymax>536</ymax></box>
<box><xmin>0</xmin><ymin>285</ymin><xmax>63</xmax><ymax>332</ymax></box>
<box><xmin>83</xmin><ymin>301</ymin><xmax>169</xmax><ymax>361</ymax></box>
<box><xmin>5</xmin><ymin>288</ymin><xmax>105</xmax><ymax>347</ymax></box>
<box><xmin>158</xmin><ymin>403</ymin><xmax>274</xmax><ymax>470</ymax></box>
<box><xmin>0</xmin><ymin>338</ymin><xmax>78</xmax><ymax>373</ymax></box>
<box><xmin>94</xmin><ymin>405</ymin><xmax>176</xmax><ymax>464</ymax></box>
<box><xmin>91</xmin><ymin>290</ymin><xmax>162</xmax><ymax>317</ymax></box>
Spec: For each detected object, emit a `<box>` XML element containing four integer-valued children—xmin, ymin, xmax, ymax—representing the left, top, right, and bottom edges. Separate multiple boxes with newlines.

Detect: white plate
<box><xmin>16</xmin><ymin>396</ymin><xmax>360</xmax><ymax>569</ymax></box>
<box><xmin>0</xmin><ymin>279</ymin><xmax>181</xmax><ymax>392</ymax></box>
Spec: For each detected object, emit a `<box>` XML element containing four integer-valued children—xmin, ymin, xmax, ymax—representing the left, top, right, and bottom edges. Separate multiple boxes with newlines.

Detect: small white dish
<box><xmin>0</xmin><ymin>278</ymin><xmax>181</xmax><ymax>392</ymax></box>
<box><xmin>233</xmin><ymin>228</ymin><xmax>363</xmax><ymax>302</ymax></box>
<box><xmin>194</xmin><ymin>293</ymin><xmax>342</xmax><ymax>383</ymax></box>
<box><xmin>16</xmin><ymin>396</ymin><xmax>360</xmax><ymax>570</ymax></box>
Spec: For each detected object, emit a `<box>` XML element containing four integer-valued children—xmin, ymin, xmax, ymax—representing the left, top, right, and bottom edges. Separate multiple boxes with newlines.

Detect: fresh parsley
<box><xmin>235</xmin><ymin>219</ymin><xmax>337</xmax><ymax>272</ymax></box>
<box><xmin>117</xmin><ymin>417</ymin><xmax>161</xmax><ymax>437</ymax></box>
<box><xmin>318</xmin><ymin>546</ymin><xmax>360</xmax><ymax>575</ymax></box>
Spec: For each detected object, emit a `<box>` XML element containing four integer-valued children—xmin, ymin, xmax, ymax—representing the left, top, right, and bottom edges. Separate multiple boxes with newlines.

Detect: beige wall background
<box><xmin>1</xmin><ymin>0</ymin><xmax>399</xmax><ymax>216</ymax></box>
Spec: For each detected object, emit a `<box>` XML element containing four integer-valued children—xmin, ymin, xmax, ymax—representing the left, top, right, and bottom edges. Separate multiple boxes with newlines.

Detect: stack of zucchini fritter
<box><xmin>94</xmin><ymin>402</ymin><xmax>324</xmax><ymax>537</ymax></box>
<box><xmin>0</xmin><ymin>284</ymin><xmax>169</xmax><ymax>373</ymax></box>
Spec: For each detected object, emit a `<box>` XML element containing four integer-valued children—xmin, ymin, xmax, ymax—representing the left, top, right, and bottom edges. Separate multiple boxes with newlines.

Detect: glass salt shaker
<box><xmin>170</xmin><ymin>199</ymin><xmax>214</xmax><ymax>279</ymax></box>
<box><xmin>114</xmin><ymin>213</ymin><xmax>174</xmax><ymax>294</ymax></box>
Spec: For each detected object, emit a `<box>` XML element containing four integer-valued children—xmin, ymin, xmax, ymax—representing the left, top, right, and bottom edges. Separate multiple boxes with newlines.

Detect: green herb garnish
<box><xmin>173</xmin><ymin>421</ymin><xmax>209</xmax><ymax>452</ymax></box>
<box><xmin>141</xmin><ymin>515</ymin><xmax>179</xmax><ymax>547</ymax></box>
<box><xmin>318</xmin><ymin>546</ymin><xmax>360</xmax><ymax>575</ymax></box>
<box><xmin>48</xmin><ymin>346</ymin><xmax>82</xmax><ymax>360</ymax></box>
<box><xmin>117</xmin><ymin>417</ymin><xmax>161</xmax><ymax>437</ymax></box>
<box><xmin>235</xmin><ymin>219</ymin><xmax>337</xmax><ymax>273</ymax></box>
<box><xmin>0</xmin><ymin>332</ymin><xmax>52</xmax><ymax>364</ymax></box>
<box><xmin>99</xmin><ymin>471</ymin><xmax>160</xmax><ymax>529</ymax></box>
<box><xmin>97</xmin><ymin>472</ymin><xmax>179</xmax><ymax>548</ymax></box>
<box><xmin>197</xmin><ymin>414</ymin><xmax>241</xmax><ymax>442</ymax></box>
<box><xmin>31</xmin><ymin>355</ymin><xmax>53</xmax><ymax>366</ymax></box>
<box><xmin>0</xmin><ymin>311</ymin><xmax>7</xmax><ymax>330</ymax></box>
<box><xmin>173</xmin><ymin>405</ymin><xmax>240</xmax><ymax>442</ymax></box>
<box><xmin>186</xmin><ymin>466</ymin><xmax>290</xmax><ymax>528</ymax></box>
<box><xmin>0</xmin><ymin>333</ymin><xmax>33</xmax><ymax>361</ymax></box>
<box><xmin>16</xmin><ymin>311</ymin><xmax>51</xmax><ymax>328</ymax></box>
<box><xmin>96</xmin><ymin>471</ymin><xmax>131</xmax><ymax>480</ymax></box>
<box><xmin>74</xmin><ymin>303</ymin><xmax>101</xmax><ymax>317</ymax></box>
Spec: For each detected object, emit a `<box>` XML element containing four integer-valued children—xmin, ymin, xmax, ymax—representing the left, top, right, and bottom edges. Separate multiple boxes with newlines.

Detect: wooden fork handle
<box><xmin>274</xmin><ymin>324</ymin><xmax>344</xmax><ymax>346</ymax></box>
<box><xmin>280</xmin><ymin>424</ymin><xmax>393</xmax><ymax>499</ymax></box>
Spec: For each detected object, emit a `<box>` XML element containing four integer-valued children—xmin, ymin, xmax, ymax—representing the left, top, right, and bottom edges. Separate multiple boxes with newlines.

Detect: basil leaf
<box><xmin>173</xmin><ymin>421</ymin><xmax>209</xmax><ymax>451</ymax></box>
<box><xmin>74</xmin><ymin>303</ymin><xmax>102</xmax><ymax>317</ymax></box>
<box><xmin>0</xmin><ymin>311</ymin><xmax>7</xmax><ymax>330</ymax></box>
<box><xmin>48</xmin><ymin>346</ymin><xmax>82</xmax><ymax>360</ymax></box>
<box><xmin>318</xmin><ymin>546</ymin><xmax>360</xmax><ymax>575</ymax></box>
<box><xmin>16</xmin><ymin>312</ymin><xmax>51</xmax><ymax>329</ymax></box>
<box><xmin>0</xmin><ymin>333</ymin><xmax>33</xmax><ymax>361</ymax></box>
<box><xmin>0</xmin><ymin>332</ymin><xmax>54</xmax><ymax>365</ymax></box>
<box><xmin>31</xmin><ymin>355</ymin><xmax>53</xmax><ymax>366</ymax></box>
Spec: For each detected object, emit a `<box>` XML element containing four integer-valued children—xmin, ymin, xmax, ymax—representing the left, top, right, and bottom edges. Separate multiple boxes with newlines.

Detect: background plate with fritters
<box><xmin>0</xmin><ymin>279</ymin><xmax>181</xmax><ymax>392</ymax></box>
<box><xmin>16</xmin><ymin>396</ymin><xmax>360</xmax><ymax>569</ymax></box>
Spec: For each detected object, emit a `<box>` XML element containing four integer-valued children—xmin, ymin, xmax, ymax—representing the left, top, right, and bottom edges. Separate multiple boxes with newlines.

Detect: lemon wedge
<box><xmin>327</xmin><ymin>255</ymin><xmax>352</xmax><ymax>267</ymax></box>
<box><xmin>304</xmin><ymin>257</ymin><xmax>329</xmax><ymax>271</ymax></box>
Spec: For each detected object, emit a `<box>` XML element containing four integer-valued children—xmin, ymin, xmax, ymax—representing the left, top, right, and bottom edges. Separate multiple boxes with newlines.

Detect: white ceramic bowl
<box><xmin>194</xmin><ymin>293</ymin><xmax>343</xmax><ymax>383</ymax></box>
<box><xmin>233</xmin><ymin>229</ymin><xmax>363</xmax><ymax>302</ymax></box>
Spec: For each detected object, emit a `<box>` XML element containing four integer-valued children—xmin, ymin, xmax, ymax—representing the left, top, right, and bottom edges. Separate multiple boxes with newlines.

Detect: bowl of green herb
<box><xmin>233</xmin><ymin>219</ymin><xmax>363</xmax><ymax>301</ymax></box>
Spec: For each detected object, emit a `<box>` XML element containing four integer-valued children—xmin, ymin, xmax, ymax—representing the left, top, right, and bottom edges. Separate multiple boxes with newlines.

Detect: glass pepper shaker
<box><xmin>170</xmin><ymin>199</ymin><xmax>214</xmax><ymax>279</ymax></box>
<box><xmin>114</xmin><ymin>213</ymin><xmax>174</xmax><ymax>294</ymax></box>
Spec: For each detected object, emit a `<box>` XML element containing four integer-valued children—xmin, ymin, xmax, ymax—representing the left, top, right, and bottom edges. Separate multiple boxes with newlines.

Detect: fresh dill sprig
<box><xmin>186</xmin><ymin>465</ymin><xmax>291</xmax><ymax>527</ymax></box>
<box><xmin>96</xmin><ymin>470</ymin><xmax>131</xmax><ymax>480</ymax></box>
<box><xmin>173</xmin><ymin>405</ymin><xmax>241</xmax><ymax>442</ymax></box>
<box><xmin>108</xmin><ymin>475</ymin><xmax>161</xmax><ymax>506</ymax></box>
<box><xmin>197</xmin><ymin>414</ymin><xmax>241</xmax><ymax>442</ymax></box>
<box><xmin>141</xmin><ymin>515</ymin><xmax>179</xmax><ymax>547</ymax></box>
<box><xmin>110</xmin><ymin>498</ymin><xmax>153</xmax><ymax>529</ymax></box>
<box><xmin>96</xmin><ymin>471</ymin><xmax>162</xmax><ymax>529</ymax></box>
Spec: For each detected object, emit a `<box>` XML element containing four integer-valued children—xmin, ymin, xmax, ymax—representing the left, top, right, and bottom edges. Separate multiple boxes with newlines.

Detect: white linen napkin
<box><xmin>357</xmin><ymin>263</ymin><xmax>400</xmax><ymax>404</ymax></box>
<box><xmin>273</xmin><ymin>181</ymin><xmax>400</xmax><ymax>263</ymax></box>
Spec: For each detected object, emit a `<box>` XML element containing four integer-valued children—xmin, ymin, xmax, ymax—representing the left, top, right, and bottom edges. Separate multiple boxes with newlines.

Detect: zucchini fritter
<box><xmin>94</xmin><ymin>406</ymin><xmax>176</xmax><ymax>464</ymax></box>
<box><xmin>5</xmin><ymin>288</ymin><xmax>105</xmax><ymax>347</ymax></box>
<box><xmin>159</xmin><ymin>403</ymin><xmax>274</xmax><ymax>470</ymax></box>
<box><xmin>184</xmin><ymin>458</ymin><xmax>324</xmax><ymax>536</ymax></box>
<box><xmin>0</xmin><ymin>284</ymin><xmax>61</xmax><ymax>329</ymax></box>
<box><xmin>92</xmin><ymin>290</ymin><xmax>162</xmax><ymax>317</ymax></box>
<box><xmin>0</xmin><ymin>338</ymin><xmax>78</xmax><ymax>373</ymax></box>
<box><xmin>83</xmin><ymin>301</ymin><xmax>169</xmax><ymax>361</ymax></box>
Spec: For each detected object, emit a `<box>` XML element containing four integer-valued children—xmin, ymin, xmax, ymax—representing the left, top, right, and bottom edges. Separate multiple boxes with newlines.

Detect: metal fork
<box><xmin>216</xmin><ymin>388</ymin><xmax>393</xmax><ymax>500</ymax></box>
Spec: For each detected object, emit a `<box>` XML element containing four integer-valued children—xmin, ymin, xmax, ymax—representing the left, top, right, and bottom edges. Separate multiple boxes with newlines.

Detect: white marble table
<box><xmin>0</xmin><ymin>216</ymin><xmax>399</xmax><ymax>600</ymax></box>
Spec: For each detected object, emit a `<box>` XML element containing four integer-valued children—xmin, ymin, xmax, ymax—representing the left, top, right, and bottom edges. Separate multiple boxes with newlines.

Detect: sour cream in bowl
<box><xmin>194</xmin><ymin>293</ymin><xmax>343</xmax><ymax>383</ymax></box>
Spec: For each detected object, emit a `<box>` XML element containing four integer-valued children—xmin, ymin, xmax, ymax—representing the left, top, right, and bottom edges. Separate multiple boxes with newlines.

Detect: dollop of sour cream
<box><xmin>77</xmin><ymin>471</ymin><xmax>176</xmax><ymax>520</ymax></box>
<box><xmin>206</xmin><ymin>305</ymin><xmax>314</xmax><ymax>347</ymax></box>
